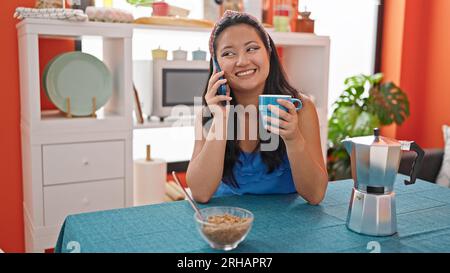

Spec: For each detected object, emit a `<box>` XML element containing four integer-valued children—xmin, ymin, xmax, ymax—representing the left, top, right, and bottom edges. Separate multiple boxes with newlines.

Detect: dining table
<box><xmin>54</xmin><ymin>174</ymin><xmax>450</xmax><ymax>253</ymax></box>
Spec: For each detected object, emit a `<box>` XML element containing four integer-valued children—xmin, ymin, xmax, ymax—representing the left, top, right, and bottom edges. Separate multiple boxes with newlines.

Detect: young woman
<box><xmin>186</xmin><ymin>11</ymin><xmax>328</xmax><ymax>204</ymax></box>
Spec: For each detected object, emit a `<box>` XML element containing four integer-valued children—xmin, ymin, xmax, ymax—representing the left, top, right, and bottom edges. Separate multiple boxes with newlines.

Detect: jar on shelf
<box><xmin>152</xmin><ymin>46</ymin><xmax>168</xmax><ymax>60</ymax></box>
<box><xmin>172</xmin><ymin>47</ymin><xmax>187</xmax><ymax>60</ymax></box>
<box><xmin>296</xmin><ymin>11</ymin><xmax>315</xmax><ymax>33</ymax></box>
<box><xmin>273</xmin><ymin>4</ymin><xmax>290</xmax><ymax>32</ymax></box>
<box><xmin>152</xmin><ymin>1</ymin><xmax>169</xmax><ymax>16</ymax></box>
<box><xmin>192</xmin><ymin>48</ymin><xmax>207</xmax><ymax>61</ymax></box>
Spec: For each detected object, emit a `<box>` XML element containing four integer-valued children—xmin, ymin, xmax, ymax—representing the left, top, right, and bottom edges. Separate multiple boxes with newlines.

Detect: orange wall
<box><xmin>382</xmin><ymin>0</ymin><xmax>450</xmax><ymax>148</ymax></box>
<box><xmin>396</xmin><ymin>0</ymin><xmax>429</xmax><ymax>144</ymax></box>
<box><xmin>39</xmin><ymin>39</ymin><xmax>73</xmax><ymax>110</ymax></box>
<box><xmin>380</xmin><ymin>0</ymin><xmax>405</xmax><ymax>85</ymax></box>
<box><xmin>379</xmin><ymin>0</ymin><xmax>405</xmax><ymax>138</ymax></box>
<box><xmin>420</xmin><ymin>0</ymin><xmax>450</xmax><ymax>148</ymax></box>
<box><xmin>1</xmin><ymin>0</ymin><xmax>74</xmax><ymax>252</ymax></box>
<box><xmin>0</xmin><ymin>0</ymin><xmax>33</xmax><ymax>253</ymax></box>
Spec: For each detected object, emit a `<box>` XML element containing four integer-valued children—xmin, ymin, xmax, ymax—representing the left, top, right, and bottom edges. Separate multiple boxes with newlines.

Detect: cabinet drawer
<box><xmin>44</xmin><ymin>179</ymin><xmax>124</xmax><ymax>226</ymax></box>
<box><xmin>43</xmin><ymin>141</ymin><xmax>124</xmax><ymax>186</ymax></box>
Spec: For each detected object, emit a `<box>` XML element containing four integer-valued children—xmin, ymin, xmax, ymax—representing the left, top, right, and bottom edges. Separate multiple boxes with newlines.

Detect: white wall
<box><xmin>300</xmin><ymin>0</ymin><xmax>380</xmax><ymax>112</ymax></box>
<box><xmin>133</xmin><ymin>127</ymin><xmax>195</xmax><ymax>162</ymax></box>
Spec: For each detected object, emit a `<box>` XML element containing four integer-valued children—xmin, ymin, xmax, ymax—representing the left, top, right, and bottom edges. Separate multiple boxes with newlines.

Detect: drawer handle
<box><xmin>82</xmin><ymin>158</ymin><xmax>89</xmax><ymax>166</ymax></box>
<box><xmin>82</xmin><ymin>197</ymin><xmax>90</xmax><ymax>206</ymax></box>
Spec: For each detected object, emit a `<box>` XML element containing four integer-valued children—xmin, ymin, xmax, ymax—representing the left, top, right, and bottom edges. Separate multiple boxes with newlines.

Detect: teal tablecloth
<box><xmin>55</xmin><ymin>175</ymin><xmax>450</xmax><ymax>253</ymax></box>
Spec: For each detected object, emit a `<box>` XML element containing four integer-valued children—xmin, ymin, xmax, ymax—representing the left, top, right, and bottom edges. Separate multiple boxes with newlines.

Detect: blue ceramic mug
<box><xmin>259</xmin><ymin>94</ymin><xmax>303</xmax><ymax>129</ymax></box>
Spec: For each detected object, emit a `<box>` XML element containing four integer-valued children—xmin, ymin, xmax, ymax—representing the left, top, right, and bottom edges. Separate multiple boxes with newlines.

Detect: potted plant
<box><xmin>327</xmin><ymin>73</ymin><xmax>410</xmax><ymax>180</ymax></box>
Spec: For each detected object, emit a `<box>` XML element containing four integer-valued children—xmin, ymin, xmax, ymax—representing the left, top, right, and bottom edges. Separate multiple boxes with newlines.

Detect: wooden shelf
<box><xmin>17</xmin><ymin>19</ymin><xmax>329</xmax><ymax>47</ymax></box>
<box><xmin>17</xmin><ymin>18</ymin><xmax>132</xmax><ymax>38</ymax></box>
<box><xmin>132</xmin><ymin>23</ymin><xmax>212</xmax><ymax>33</ymax></box>
<box><xmin>17</xmin><ymin>19</ymin><xmax>133</xmax><ymax>135</ymax></box>
<box><xmin>132</xmin><ymin>22</ymin><xmax>330</xmax><ymax>47</ymax></box>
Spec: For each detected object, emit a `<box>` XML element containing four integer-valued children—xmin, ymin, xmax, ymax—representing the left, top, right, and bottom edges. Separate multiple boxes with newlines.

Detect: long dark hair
<box><xmin>202</xmin><ymin>13</ymin><xmax>300</xmax><ymax>188</ymax></box>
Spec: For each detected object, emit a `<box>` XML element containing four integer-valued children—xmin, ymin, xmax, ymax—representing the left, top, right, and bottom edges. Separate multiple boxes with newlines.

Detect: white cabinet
<box><xmin>17</xmin><ymin>19</ymin><xmax>134</xmax><ymax>253</ymax></box>
<box><xmin>43</xmin><ymin>179</ymin><xmax>124</xmax><ymax>226</ymax></box>
<box><xmin>42</xmin><ymin>141</ymin><xmax>125</xmax><ymax>186</ymax></box>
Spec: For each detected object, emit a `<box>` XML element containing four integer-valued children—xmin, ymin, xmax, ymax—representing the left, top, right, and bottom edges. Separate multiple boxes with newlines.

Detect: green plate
<box><xmin>43</xmin><ymin>53</ymin><xmax>64</xmax><ymax>101</ymax></box>
<box><xmin>45</xmin><ymin>52</ymin><xmax>113</xmax><ymax>116</ymax></box>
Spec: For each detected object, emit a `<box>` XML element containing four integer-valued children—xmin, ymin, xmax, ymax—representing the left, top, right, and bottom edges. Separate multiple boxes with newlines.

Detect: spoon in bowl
<box><xmin>171</xmin><ymin>171</ymin><xmax>205</xmax><ymax>221</ymax></box>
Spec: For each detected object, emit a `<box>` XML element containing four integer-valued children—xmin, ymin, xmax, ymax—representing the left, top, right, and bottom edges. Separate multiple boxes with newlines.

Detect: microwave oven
<box><xmin>133</xmin><ymin>60</ymin><xmax>210</xmax><ymax>121</ymax></box>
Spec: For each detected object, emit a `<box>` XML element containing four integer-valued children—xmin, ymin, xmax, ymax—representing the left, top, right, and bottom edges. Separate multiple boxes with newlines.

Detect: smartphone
<box><xmin>213</xmin><ymin>58</ymin><xmax>227</xmax><ymax>96</ymax></box>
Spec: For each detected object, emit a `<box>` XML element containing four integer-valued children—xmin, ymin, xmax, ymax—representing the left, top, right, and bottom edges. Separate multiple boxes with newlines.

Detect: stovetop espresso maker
<box><xmin>342</xmin><ymin>128</ymin><xmax>424</xmax><ymax>236</ymax></box>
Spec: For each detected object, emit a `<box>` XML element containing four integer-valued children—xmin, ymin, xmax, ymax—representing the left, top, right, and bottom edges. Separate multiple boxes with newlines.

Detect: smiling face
<box><xmin>215</xmin><ymin>24</ymin><xmax>270</xmax><ymax>95</ymax></box>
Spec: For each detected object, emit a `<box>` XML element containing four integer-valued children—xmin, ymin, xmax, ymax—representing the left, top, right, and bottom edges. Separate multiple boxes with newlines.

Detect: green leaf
<box><xmin>367</xmin><ymin>81</ymin><xmax>410</xmax><ymax>125</ymax></box>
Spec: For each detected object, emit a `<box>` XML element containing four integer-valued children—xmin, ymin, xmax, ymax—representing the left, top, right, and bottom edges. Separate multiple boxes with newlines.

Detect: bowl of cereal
<box><xmin>194</xmin><ymin>206</ymin><xmax>254</xmax><ymax>251</ymax></box>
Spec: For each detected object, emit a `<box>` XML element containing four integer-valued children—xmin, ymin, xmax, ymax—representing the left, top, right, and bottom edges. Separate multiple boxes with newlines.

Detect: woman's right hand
<box><xmin>205</xmin><ymin>68</ymin><xmax>232</xmax><ymax>119</ymax></box>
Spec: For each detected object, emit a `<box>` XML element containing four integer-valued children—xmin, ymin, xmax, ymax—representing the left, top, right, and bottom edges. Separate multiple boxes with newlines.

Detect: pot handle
<box><xmin>401</xmin><ymin>141</ymin><xmax>425</xmax><ymax>185</ymax></box>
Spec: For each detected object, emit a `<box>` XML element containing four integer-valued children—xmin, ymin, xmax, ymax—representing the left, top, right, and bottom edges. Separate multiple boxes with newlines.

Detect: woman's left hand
<box><xmin>265</xmin><ymin>99</ymin><xmax>303</xmax><ymax>144</ymax></box>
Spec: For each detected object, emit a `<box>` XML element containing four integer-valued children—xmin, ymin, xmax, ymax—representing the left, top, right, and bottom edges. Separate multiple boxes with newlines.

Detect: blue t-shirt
<box><xmin>214</xmin><ymin>151</ymin><xmax>297</xmax><ymax>197</ymax></box>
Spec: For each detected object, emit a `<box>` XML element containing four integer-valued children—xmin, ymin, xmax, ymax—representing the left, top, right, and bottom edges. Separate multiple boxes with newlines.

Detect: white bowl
<box><xmin>194</xmin><ymin>206</ymin><xmax>254</xmax><ymax>251</ymax></box>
